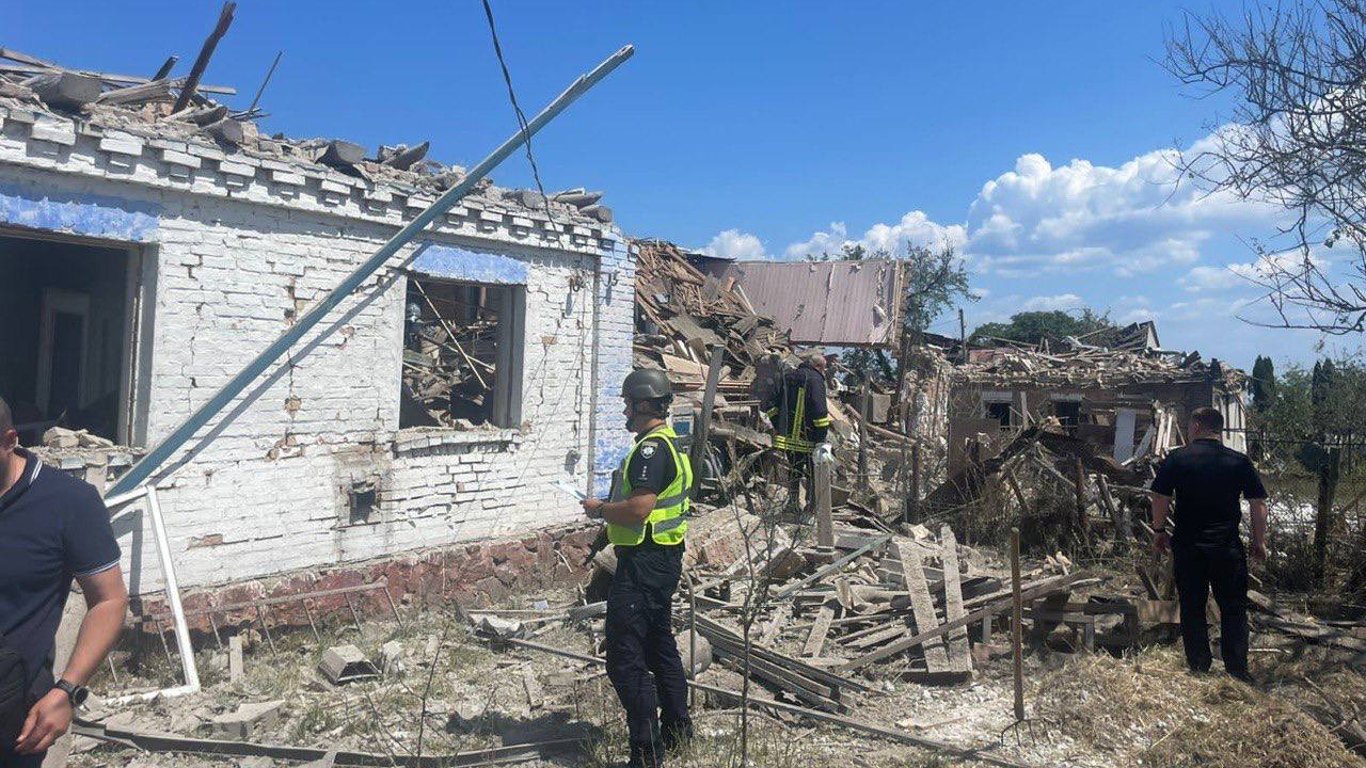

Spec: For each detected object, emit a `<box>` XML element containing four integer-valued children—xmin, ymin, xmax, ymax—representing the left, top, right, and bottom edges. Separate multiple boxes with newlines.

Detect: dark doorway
<box><xmin>985</xmin><ymin>400</ymin><xmax>1013</xmax><ymax>429</ymax></box>
<box><xmin>0</xmin><ymin>232</ymin><xmax>135</xmax><ymax>444</ymax></box>
<box><xmin>1054</xmin><ymin>400</ymin><xmax>1082</xmax><ymax>433</ymax></box>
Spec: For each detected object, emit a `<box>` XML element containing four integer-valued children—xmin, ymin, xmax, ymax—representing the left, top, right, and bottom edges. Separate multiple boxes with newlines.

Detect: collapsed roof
<box><xmin>0</xmin><ymin>45</ymin><xmax>612</xmax><ymax>225</ymax></box>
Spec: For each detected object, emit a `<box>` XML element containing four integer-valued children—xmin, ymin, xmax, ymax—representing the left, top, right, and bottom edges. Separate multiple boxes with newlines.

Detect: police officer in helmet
<box><xmin>582</xmin><ymin>369</ymin><xmax>694</xmax><ymax>767</ymax></box>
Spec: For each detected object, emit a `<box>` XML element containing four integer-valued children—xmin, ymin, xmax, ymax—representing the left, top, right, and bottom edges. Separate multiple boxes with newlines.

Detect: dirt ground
<box><xmin>65</xmin><ymin>576</ymin><xmax>1364</xmax><ymax>768</ymax></box>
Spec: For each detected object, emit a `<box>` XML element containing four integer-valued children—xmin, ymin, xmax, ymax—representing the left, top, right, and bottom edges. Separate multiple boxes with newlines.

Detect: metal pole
<box><xmin>110</xmin><ymin>45</ymin><xmax>635</xmax><ymax>496</ymax></box>
<box><xmin>1010</xmin><ymin>527</ymin><xmax>1024</xmax><ymax>722</ymax></box>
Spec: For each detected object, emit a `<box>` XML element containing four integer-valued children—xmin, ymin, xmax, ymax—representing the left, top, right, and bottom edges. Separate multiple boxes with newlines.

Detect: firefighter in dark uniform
<box><xmin>582</xmin><ymin>369</ymin><xmax>693</xmax><ymax>768</ymax></box>
<box><xmin>763</xmin><ymin>350</ymin><xmax>832</xmax><ymax>506</ymax></box>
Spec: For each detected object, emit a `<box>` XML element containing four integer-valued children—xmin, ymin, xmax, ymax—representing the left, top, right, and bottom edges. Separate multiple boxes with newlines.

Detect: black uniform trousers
<box><xmin>605</xmin><ymin>541</ymin><xmax>692</xmax><ymax>764</ymax></box>
<box><xmin>1172</xmin><ymin>542</ymin><xmax>1250</xmax><ymax>677</ymax></box>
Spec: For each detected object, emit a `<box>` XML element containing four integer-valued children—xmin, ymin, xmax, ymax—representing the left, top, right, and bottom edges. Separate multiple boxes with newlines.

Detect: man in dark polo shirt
<box><xmin>0</xmin><ymin>396</ymin><xmax>128</xmax><ymax>766</ymax></box>
<box><xmin>1150</xmin><ymin>406</ymin><xmax>1268</xmax><ymax>683</ymax></box>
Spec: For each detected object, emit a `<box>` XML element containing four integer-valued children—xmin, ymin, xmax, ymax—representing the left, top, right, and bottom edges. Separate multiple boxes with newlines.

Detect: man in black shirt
<box><xmin>1150</xmin><ymin>406</ymin><xmax>1268</xmax><ymax>682</ymax></box>
<box><xmin>0</xmin><ymin>396</ymin><xmax>128</xmax><ymax>766</ymax></box>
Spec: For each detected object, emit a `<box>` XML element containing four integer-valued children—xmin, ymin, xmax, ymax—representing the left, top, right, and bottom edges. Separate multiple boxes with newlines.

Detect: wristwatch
<box><xmin>54</xmin><ymin>679</ymin><xmax>89</xmax><ymax>708</ymax></box>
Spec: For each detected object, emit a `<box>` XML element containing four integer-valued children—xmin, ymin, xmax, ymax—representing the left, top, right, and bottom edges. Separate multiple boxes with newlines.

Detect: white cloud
<box><xmin>1181</xmin><ymin>265</ymin><xmax>1244</xmax><ymax>292</ymax></box>
<box><xmin>700</xmin><ymin>229</ymin><xmax>767</xmax><ymax>260</ymax></box>
<box><xmin>782</xmin><ymin>213</ymin><xmax>967</xmax><ymax>261</ymax></box>
<box><xmin>1021</xmin><ymin>293</ymin><xmax>1085</xmax><ymax>312</ymax></box>
<box><xmin>962</xmin><ymin>151</ymin><xmax>1282</xmax><ymax>277</ymax></box>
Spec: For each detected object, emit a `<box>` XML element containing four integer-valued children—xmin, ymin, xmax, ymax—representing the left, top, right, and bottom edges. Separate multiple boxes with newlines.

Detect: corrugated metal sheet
<box><xmin>722</xmin><ymin>259</ymin><xmax>904</xmax><ymax>347</ymax></box>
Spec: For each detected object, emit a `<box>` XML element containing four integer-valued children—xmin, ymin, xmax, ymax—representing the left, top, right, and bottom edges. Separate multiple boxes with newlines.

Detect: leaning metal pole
<box><xmin>109</xmin><ymin>45</ymin><xmax>635</xmax><ymax>497</ymax></box>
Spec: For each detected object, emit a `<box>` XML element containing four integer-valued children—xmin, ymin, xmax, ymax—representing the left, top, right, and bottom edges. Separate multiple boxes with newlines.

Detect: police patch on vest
<box><xmin>641</xmin><ymin>443</ymin><xmax>657</xmax><ymax>458</ymax></box>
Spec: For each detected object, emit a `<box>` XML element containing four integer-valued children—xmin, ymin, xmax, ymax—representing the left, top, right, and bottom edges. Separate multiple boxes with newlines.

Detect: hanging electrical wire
<box><xmin>481</xmin><ymin>0</ymin><xmax>555</xmax><ymax>221</ymax></box>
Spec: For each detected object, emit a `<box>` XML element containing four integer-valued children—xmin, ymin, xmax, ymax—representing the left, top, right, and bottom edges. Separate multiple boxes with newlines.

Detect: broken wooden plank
<box><xmin>95</xmin><ymin>77</ymin><xmax>180</xmax><ymax>105</ymax></box>
<box><xmin>939</xmin><ymin>525</ymin><xmax>972</xmax><ymax>673</ymax></box>
<box><xmin>837</xmin><ymin>572</ymin><xmax>1087</xmax><ymax>673</ymax></box>
<box><xmin>522</xmin><ymin>667</ymin><xmax>545</xmax><ymax>710</ymax></box>
<box><xmin>773</xmin><ymin>533</ymin><xmax>891</xmax><ymax>600</ymax></box>
<box><xmin>896</xmin><ymin>541</ymin><xmax>951</xmax><ymax>674</ymax></box>
<box><xmin>502</xmin><ymin>637</ymin><xmax>1030</xmax><ymax>768</ymax></box>
<box><xmin>26</xmin><ymin>71</ymin><xmax>102</xmax><ymax>110</ymax></box>
<box><xmin>803</xmin><ymin>605</ymin><xmax>836</xmax><ymax>658</ymax></box>
<box><xmin>174</xmin><ymin>1</ymin><xmax>238</xmax><ymax>112</ymax></box>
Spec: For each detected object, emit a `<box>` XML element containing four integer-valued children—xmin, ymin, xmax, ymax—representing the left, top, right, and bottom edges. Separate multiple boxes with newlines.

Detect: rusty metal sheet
<box><xmin>722</xmin><ymin>260</ymin><xmax>903</xmax><ymax>347</ymax></box>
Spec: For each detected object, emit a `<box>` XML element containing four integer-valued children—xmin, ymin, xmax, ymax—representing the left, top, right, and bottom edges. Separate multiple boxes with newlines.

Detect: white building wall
<box><xmin>0</xmin><ymin>104</ymin><xmax>635</xmax><ymax>593</ymax></box>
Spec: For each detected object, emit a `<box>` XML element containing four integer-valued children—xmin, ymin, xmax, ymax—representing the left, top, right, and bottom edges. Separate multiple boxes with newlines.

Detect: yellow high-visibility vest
<box><xmin>608</xmin><ymin>425</ymin><xmax>692</xmax><ymax>546</ymax></box>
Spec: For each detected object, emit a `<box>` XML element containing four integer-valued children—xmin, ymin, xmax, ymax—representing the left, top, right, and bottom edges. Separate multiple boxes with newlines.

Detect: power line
<box><xmin>480</xmin><ymin>0</ymin><xmax>554</xmax><ymax>220</ymax></box>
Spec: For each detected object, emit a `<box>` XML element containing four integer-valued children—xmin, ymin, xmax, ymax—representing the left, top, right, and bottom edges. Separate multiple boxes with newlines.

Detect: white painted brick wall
<box><xmin>0</xmin><ymin>109</ymin><xmax>636</xmax><ymax>593</ymax></box>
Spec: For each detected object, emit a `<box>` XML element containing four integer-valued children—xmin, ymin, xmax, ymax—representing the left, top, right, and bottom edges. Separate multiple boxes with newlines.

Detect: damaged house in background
<box><xmin>948</xmin><ymin>323</ymin><xmax>1248</xmax><ymax>475</ymax></box>
<box><xmin>0</xmin><ymin>48</ymin><xmax>636</xmax><ymax>605</ymax></box>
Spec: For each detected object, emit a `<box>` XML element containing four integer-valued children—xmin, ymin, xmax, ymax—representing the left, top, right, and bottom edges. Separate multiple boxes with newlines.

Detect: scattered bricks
<box><xmin>380</xmin><ymin>640</ymin><xmax>404</xmax><ymax>675</ymax></box>
<box><xmin>476</xmin><ymin>615</ymin><xmax>524</xmax><ymax>640</ymax></box>
<box><xmin>318</xmin><ymin>645</ymin><xmax>380</xmax><ymax>684</ymax></box>
<box><xmin>211</xmin><ymin>699</ymin><xmax>284</xmax><ymax>739</ymax></box>
<box><xmin>676</xmin><ymin>632</ymin><xmax>713</xmax><ymax>677</ymax></box>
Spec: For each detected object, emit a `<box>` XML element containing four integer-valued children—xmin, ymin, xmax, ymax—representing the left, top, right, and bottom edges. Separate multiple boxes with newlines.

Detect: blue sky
<box><xmin>8</xmin><ymin>0</ymin><xmax>1354</xmax><ymax>368</ymax></box>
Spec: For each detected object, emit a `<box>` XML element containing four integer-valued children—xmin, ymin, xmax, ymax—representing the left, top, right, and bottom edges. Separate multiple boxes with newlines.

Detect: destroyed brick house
<box><xmin>0</xmin><ymin>53</ymin><xmax>636</xmax><ymax>601</ymax></box>
<box><xmin>947</xmin><ymin>322</ymin><xmax>1249</xmax><ymax>474</ymax></box>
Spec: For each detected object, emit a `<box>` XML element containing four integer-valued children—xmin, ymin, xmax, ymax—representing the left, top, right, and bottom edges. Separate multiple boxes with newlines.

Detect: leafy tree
<box><xmin>1311</xmin><ymin>359</ymin><xmax>1338</xmax><ymax>439</ymax></box>
<box><xmin>971</xmin><ymin>309</ymin><xmax>1115</xmax><ymax>346</ymax></box>
<box><xmin>1255</xmin><ymin>356</ymin><xmax>1366</xmax><ymax>467</ymax></box>
<box><xmin>1251</xmin><ymin>355</ymin><xmax>1278</xmax><ymax>412</ymax></box>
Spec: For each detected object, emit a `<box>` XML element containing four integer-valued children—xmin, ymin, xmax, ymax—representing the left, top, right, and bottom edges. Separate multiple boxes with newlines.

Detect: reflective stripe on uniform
<box><xmin>608</xmin><ymin>424</ymin><xmax>693</xmax><ymax>547</ymax></box>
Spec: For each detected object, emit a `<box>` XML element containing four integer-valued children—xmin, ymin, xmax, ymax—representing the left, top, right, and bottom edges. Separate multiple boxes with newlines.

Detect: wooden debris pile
<box><xmin>0</xmin><ymin>40</ymin><xmax>608</xmax><ymax>220</ymax></box>
<box><xmin>632</xmin><ymin>239</ymin><xmax>793</xmax><ymax>394</ymax></box>
<box><xmin>400</xmin><ymin>279</ymin><xmax>499</xmax><ymax>427</ymax></box>
<box><xmin>959</xmin><ymin>343</ymin><xmax>1244</xmax><ymax>391</ymax></box>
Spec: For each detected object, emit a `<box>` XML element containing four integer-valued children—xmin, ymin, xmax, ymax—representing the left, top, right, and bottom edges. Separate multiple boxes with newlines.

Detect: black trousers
<box><xmin>1172</xmin><ymin>543</ymin><xmax>1250</xmax><ymax>676</ymax></box>
<box><xmin>605</xmin><ymin>543</ymin><xmax>692</xmax><ymax>764</ymax></box>
<box><xmin>784</xmin><ymin>450</ymin><xmax>813</xmax><ymax>504</ymax></box>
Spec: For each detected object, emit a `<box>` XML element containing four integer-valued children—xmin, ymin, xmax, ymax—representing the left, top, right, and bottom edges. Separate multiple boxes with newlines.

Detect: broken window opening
<box><xmin>984</xmin><ymin>400</ymin><xmax>1013</xmax><ymax>429</ymax></box>
<box><xmin>0</xmin><ymin>230</ymin><xmax>143</xmax><ymax>447</ymax></box>
<box><xmin>1053</xmin><ymin>399</ymin><xmax>1082</xmax><ymax>433</ymax></box>
<box><xmin>400</xmin><ymin>276</ymin><xmax>524</xmax><ymax>430</ymax></box>
<box><xmin>347</xmin><ymin>481</ymin><xmax>377</xmax><ymax>525</ymax></box>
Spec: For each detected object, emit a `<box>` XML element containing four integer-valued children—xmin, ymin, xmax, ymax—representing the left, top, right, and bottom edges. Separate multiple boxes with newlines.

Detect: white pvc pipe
<box><xmin>144</xmin><ymin>486</ymin><xmax>201</xmax><ymax>694</ymax></box>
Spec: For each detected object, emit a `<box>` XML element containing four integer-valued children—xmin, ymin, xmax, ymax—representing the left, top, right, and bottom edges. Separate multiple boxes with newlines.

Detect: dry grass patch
<box><xmin>1034</xmin><ymin>648</ymin><xmax>1364</xmax><ymax>768</ymax></box>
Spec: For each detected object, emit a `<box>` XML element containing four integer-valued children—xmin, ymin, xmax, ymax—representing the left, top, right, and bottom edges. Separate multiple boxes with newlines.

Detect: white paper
<box><xmin>552</xmin><ymin>478</ymin><xmax>587</xmax><ymax>502</ymax></box>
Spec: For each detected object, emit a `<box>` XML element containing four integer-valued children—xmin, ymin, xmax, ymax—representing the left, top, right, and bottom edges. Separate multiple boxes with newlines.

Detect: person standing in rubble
<box><xmin>0</xmin><ymin>396</ymin><xmax>129</xmax><ymax>766</ymax></box>
<box><xmin>581</xmin><ymin>369</ymin><xmax>694</xmax><ymax>768</ymax></box>
<box><xmin>1149</xmin><ymin>406</ymin><xmax>1268</xmax><ymax>684</ymax></box>
<box><xmin>763</xmin><ymin>350</ymin><xmax>832</xmax><ymax>509</ymax></box>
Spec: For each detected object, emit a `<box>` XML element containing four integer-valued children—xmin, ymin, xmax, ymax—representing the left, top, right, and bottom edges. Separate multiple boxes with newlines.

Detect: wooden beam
<box><xmin>773</xmin><ymin>534</ymin><xmax>891</xmax><ymax>600</ymax></box>
<box><xmin>803</xmin><ymin>605</ymin><xmax>835</xmax><ymax>658</ymax></box>
<box><xmin>0</xmin><ymin>63</ymin><xmax>236</xmax><ymax>94</ymax></box>
<box><xmin>939</xmin><ymin>525</ymin><xmax>972</xmax><ymax>672</ymax></box>
<box><xmin>96</xmin><ymin>77</ymin><xmax>181</xmax><ymax>105</ymax></box>
<box><xmin>499</xmin><ymin>638</ymin><xmax>1031</xmax><ymax>768</ymax></box>
<box><xmin>837</xmin><ymin>573</ymin><xmax>1087</xmax><ymax>672</ymax></box>
<box><xmin>173</xmin><ymin>1</ymin><xmax>237</xmax><ymax>113</ymax></box>
<box><xmin>26</xmin><ymin>71</ymin><xmax>101</xmax><ymax>110</ymax></box>
<box><xmin>895</xmin><ymin>541</ymin><xmax>951</xmax><ymax>673</ymax></box>
<box><xmin>153</xmin><ymin>55</ymin><xmax>180</xmax><ymax>80</ymax></box>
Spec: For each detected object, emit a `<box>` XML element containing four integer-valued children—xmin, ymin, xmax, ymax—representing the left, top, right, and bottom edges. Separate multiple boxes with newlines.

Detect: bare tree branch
<box><xmin>1166</xmin><ymin>0</ymin><xmax>1366</xmax><ymax>334</ymax></box>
